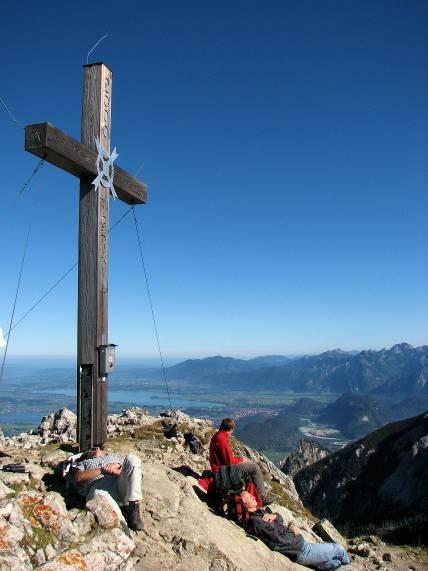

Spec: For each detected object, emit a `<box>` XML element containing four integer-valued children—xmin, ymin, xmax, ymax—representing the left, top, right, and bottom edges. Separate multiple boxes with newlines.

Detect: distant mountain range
<box><xmin>154</xmin><ymin>343</ymin><xmax>428</xmax><ymax>397</ymax></box>
<box><xmin>317</xmin><ymin>392</ymin><xmax>389</xmax><ymax>439</ymax></box>
<box><xmin>162</xmin><ymin>354</ymin><xmax>293</xmax><ymax>381</ymax></box>
<box><xmin>231</xmin><ymin>391</ymin><xmax>428</xmax><ymax>452</ymax></box>
<box><xmin>128</xmin><ymin>343</ymin><xmax>428</xmax><ymax>452</ymax></box>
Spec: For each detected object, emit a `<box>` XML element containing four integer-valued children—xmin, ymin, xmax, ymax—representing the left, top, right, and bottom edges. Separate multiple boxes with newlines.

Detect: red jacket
<box><xmin>209</xmin><ymin>430</ymin><xmax>244</xmax><ymax>473</ymax></box>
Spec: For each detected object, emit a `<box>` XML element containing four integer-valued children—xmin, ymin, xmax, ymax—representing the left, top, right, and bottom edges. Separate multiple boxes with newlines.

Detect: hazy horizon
<box><xmin>3</xmin><ymin>340</ymin><xmax>425</xmax><ymax>370</ymax></box>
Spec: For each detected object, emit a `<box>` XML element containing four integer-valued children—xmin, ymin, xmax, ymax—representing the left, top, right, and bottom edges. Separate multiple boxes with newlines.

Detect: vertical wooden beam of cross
<box><xmin>24</xmin><ymin>63</ymin><xmax>147</xmax><ymax>450</ymax></box>
<box><xmin>78</xmin><ymin>64</ymin><xmax>111</xmax><ymax>450</ymax></box>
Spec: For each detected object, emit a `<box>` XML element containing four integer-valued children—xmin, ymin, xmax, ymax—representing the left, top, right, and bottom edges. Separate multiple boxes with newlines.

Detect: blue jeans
<box><xmin>296</xmin><ymin>540</ymin><xmax>351</xmax><ymax>570</ymax></box>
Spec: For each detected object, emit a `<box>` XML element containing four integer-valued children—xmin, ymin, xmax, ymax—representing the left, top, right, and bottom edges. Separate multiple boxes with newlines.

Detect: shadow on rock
<box><xmin>192</xmin><ymin>484</ymin><xmax>209</xmax><ymax>504</ymax></box>
<box><xmin>42</xmin><ymin>472</ymin><xmax>86</xmax><ymax>510</ymax></box>
<box><xmin>172</xmin><ymin>465</ymin><xmax>201</xmax><ymax>479</ymax></box>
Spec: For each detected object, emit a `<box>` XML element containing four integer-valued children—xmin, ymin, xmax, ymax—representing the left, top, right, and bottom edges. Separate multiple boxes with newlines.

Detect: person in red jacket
<box><xmin>209</xmin><ymin>418</ymin><xmax>274</xmax><ymax>505</ymax></box>
<box><xmin>209</xmin><ymin>418</ymin><xmax>247</xmax><ymax>473</ymax></box>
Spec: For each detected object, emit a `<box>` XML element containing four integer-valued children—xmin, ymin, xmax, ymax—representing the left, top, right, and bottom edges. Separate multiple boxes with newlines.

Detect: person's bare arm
<box><xmin>74</xmin><ymin>467</ymin><xmax>102</xmax><ymax>483</ymax></box>
<box><xmin>101</xmin><ymin>463</ymin><xmax>122</xmax><ymax>476</ymax></box>
<box><xmin>74</xmin><ymin>463</ymin><xmax>121</xmax><ymax>483</ymax></box>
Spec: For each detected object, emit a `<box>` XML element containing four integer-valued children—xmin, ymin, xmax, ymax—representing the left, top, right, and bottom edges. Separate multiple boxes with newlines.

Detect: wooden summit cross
<box><xmin>24</xmin><ymin>63</ymin><xmax>147</xmax><ymax>451</ymax></box>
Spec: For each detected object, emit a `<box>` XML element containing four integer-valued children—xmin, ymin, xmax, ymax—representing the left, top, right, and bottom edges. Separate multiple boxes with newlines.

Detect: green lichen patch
<box><xmin>20</xmin><ymin>525</ymin><xmax>56</xmax><ymax>554</ymax></box>
<box><xmin>8</xmin><ymin>479</ymin><xmax>40</xmax><ymax>495</ymax></box>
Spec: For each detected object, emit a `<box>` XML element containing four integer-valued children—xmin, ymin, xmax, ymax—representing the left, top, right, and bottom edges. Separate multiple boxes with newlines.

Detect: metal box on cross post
<box><xmin>99</xmin><ymin>344</ymin><xmax>117</xmax><ymax>381</ymax></box>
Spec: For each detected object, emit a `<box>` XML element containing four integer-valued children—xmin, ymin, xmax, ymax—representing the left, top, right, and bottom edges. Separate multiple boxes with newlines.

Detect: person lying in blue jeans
<box><xmin>240</xmin><ymin>491</ymin><xmax>351</xmax><ymax>570</ymax></box>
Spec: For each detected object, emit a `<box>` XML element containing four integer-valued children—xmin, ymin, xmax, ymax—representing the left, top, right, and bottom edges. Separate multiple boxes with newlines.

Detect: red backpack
<box><xmin>227</xmin><ymin>482</ymin><xmax>262</xmax><ymax>527</ymax></box>
<box><xmin>200</xmin><ymin>477</ymin><xmax>263</xmax><ymax>524</ymax></box>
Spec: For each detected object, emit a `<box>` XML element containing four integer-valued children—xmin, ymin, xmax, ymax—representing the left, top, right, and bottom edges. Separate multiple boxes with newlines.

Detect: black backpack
<box><xmin>164</xmin><ymin>423</ymin><xmax>178</xmax><ymax>439</ymax></box>
<box><xmin>184</xmin><ymin>432</ymin><xmax>202</xmax><ymax>454</ymax></box>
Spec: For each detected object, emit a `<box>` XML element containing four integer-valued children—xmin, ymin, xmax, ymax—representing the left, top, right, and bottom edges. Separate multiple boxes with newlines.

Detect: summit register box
<box><xmin>99</xmin><ymin>344</ymin><xmax>117</xmax><ymax>380</ymax></box>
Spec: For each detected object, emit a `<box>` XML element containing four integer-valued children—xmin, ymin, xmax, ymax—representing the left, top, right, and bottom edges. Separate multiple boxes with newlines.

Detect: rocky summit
<box><xmin>280</xmin><ymin>439</ymin><xmax>330</xmax><ymax>478</ymax></box>
<box><xmin>0</xmin><ymin>408</ymin><xmax>426</xmax><ymax>570</ymax></box>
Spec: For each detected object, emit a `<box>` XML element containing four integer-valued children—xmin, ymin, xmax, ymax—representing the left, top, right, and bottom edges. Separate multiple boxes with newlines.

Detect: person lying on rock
<box><xmin>209</xmin><ymin>418</ymin><xmax>276</xmax><ymax>505</ymax></box>
<box><xmin>72</xmin><ymin>446</ymin><xmax>144</xmax><ymax>531</ymax></box>
<box><xmin>240</xmin><ymin>491</ymin><xmax>351</xmax><ymax>571</ymax></box>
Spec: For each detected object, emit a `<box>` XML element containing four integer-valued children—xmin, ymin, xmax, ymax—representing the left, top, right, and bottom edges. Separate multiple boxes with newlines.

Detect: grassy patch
<box><xmin>20</xmin><ymin>525</ymin><xmax>56</xmax><ymax>554</ymax></box>
<box><xmin>399</xmin><ymin>545</ymin><xmax>428</xmax><ymax>561</ymax></box>
<box><xmin>270</xmin><ymin>480</ymin><xmax>317</xmax><ymax>522</ymax></box>
<box><xmin>230</xmin><ymin>437</ymin><xmax>243</xmax><ymax>456</ymax></box>
<box><xmin>132</xmin><ymin>422</ymin><xmax>164</xmax><ymax>441</ymax></box>
<box><xmin>200</xmin><ymin>427</ymin><xmax>216</xmax><ymax>446</ymax></box>
<box><xmin>8</xmin><ymin>479</ymin><xmax>40</xmax><ymax>495</ymax></box>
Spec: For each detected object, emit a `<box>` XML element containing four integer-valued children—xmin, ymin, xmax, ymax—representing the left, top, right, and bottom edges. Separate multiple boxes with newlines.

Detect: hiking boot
<box><xmin>126</xmin><ymin>501</ymin><xmax>144</xmax><ymax>531</ymax></box>
<box><xmin>262</xmin><ymin>492</ymin><xmax>279</xmax><ymax>507</ymax></box>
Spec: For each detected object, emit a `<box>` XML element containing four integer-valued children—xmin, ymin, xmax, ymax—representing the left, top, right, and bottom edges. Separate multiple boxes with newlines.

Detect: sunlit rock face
<box><xmin>280</xmin><ymin>439</ymin><xmax>330</xmax><ymax>478</ymax></box>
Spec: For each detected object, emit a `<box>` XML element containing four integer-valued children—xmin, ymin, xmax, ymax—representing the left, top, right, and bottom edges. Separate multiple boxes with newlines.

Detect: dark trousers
<box><xmin>215</xmin><ymin>462</ymin><xmax>266</xmax><ymax>498</ymax></box>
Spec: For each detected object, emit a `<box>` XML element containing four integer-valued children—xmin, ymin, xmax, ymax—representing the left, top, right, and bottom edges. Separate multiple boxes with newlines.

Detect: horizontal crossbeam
<box><xmin>25</xmin><ymin>122</ymin><xmax>147</xmax><ymax>205</ymax></box>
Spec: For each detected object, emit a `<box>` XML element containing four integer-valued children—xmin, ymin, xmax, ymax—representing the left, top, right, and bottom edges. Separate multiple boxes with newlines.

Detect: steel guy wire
<box><xmin>0</xmin><ymin>158</ymin><xmax>45</xmax><ymax>227</ymax></box>
<box><xmin>131</xmin><ymin>206</ymin><xmax>173</xmax><ymax>411</ymax></box>
<box><xmin>3</xmin><ymin>206</ymin><xmax>134</xmax><ymax>340</ymax></box>
<box><xmin>19</xmin><ymin>158</ymin><xmax>46</xmax><ymax>195</ymax></box>
<box><xmin>0</xmin><ymin>150</ymin><xmax>143</xmax><ymax>372</ymax></box>
<box><xmin>2</xmin><ymin>151</ymin><xmax>143</xmax><ymax>335</ymax></box>
<box><xmin>0</xmin><ymin>183</ymin><xmax>40</xmax><ymax>383</ymax></box>
<box><xmin>0</xmin><ymin>95</ymin><xmax>25</xmax><ymax>129</ymax></box>
<box><xmin>9</xmin><ymin>263</ymin><xmax>78</xmax><ymax>334</ymax></box>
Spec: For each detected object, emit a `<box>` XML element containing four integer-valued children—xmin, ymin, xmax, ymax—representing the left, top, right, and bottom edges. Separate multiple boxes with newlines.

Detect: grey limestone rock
<box><xmin>35</xmin><ymin>528</ymin><xmax>136</xmax><ymax>570</ymax></box>
<box><xmin>72</xmin><ymin>509</ymin><xmax>96</xmax><ymax>536</ymax></box>
<box><xmin>16</xmin><ymin>491</ymin><xmax>79</xmax><ymax>543</ymax></box>
<box><xmin>86</xmin><ymin>490</ymin><xmax>127</xmax><ymax>529</ymax></box>
<box><xmin>0</xmin><ymin>471</ymin><xmax>30</xmax><ymax>486</ymax></box>
<box><xmin>0</xmin><ymin>516</ymin><xmax>32</xmax><ymax>570</ymax></box>
<box><xmin>136</xmin><ymin>460</ymin><xmax>299</xmax><ymax>570</ymax></box>
<box><xmin>25</xmin><ymin>464</ymin><xmax>47</xmax><ymax>482</ymax></box>
<box><xmin>3</xmin><ymin>433</ymin><xmax>42</xmax><ymax>450</ymax></box>
<box><xmin>37</xmin><ymin>408</ymin><xmax>76</xmax><ymax>445</ymax></box>
<box><xmin>0</xmin><ymin>553</ymin><xmax>32</xmax><ymax>570</ymax></box>
<box><xmin>40</xmin><ymin>449</ymin><xmax>68</xmax><ymax>469</ymax></box>
<box><xmin>0</xmin><ymin>481</ymin><xmax>13</xmax><ymax>500</ymax></box>
<box><xmin>313</xmin><ymin>518</ymin><xmax>348</xmax><ymax>546</ymax></box>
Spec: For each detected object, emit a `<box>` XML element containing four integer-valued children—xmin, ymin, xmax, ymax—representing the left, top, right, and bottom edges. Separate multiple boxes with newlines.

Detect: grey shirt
<box><xmin>74</xmin><ymin>453</ymin><xmax>124</xmax><ymax>496</ymax></box>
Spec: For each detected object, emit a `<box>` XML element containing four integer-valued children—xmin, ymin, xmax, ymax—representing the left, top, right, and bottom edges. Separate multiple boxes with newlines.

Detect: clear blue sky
<box><xmin>1</xmin><ymin>0</ymin><xmax>426</xmax><ymax>359</ymax></box>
